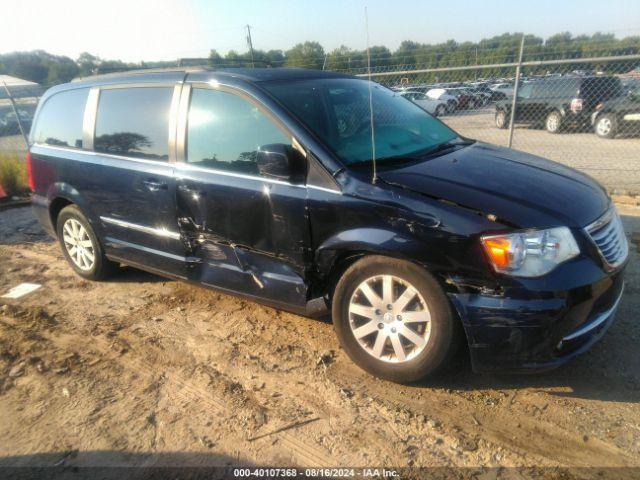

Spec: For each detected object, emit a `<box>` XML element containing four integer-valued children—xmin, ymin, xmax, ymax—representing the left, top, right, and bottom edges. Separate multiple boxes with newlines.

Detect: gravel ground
<box><xmin>0</xmin><ymin>206</ymin><xmax>639</xmax><ymax>477</ymax></box>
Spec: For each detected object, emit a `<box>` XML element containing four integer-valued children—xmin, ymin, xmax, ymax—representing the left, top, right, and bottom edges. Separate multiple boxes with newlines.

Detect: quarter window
<box><xmin>187</xmin><ymin>88</ymin><xmax>290</xmax><ymax>175</ymax></box>
<box><xmin>32</xmin><ymin>88</ymin><xmax>88</xmax><ymax>148</ymax></box>
<box><xmin>94</xmin><ymin>87</ymin><xmax>173</xmax><ymax>160</ymax></box>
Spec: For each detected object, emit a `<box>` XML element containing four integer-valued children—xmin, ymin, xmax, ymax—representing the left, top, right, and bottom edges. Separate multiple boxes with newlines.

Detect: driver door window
<box><xmin>187</xmin><ymin>88</ymin><xmax>290</xmax><ymax>176</ymax></box>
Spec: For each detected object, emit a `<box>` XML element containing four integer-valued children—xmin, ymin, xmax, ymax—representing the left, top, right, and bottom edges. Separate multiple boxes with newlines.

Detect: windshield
<box><xmin>263</xmin><ymin>78</ymin><xmax>459</xmax><ymax>167</ymax></box>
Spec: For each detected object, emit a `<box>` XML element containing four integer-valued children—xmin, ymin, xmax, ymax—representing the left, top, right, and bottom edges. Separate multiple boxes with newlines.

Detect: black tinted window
<box><xmin>187</xmin><ymin>88</ymin><xmax>289</xmax><ymax>174</ymax></box>
<box><xmin>581</xmin><ymin>77</ymin><xmax>623</xmax><ymax>102</ymax></box>
<box><xmin>32</xmin><ymin>88</ymin><xmax>88</xmax><ymax>148</ymax></box>
<box><xmin>538</xmin><ymin>79</ymin><xmax>579</xmax><ymax>98</ymax></box>
<box><xmin>95</xmin><ymin>87</ymin><xmax>173</xmax><ymax>160</ymax></box>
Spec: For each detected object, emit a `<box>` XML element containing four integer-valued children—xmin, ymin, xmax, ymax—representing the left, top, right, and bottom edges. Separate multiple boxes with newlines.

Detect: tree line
<box><xmin>0</xmin><ymin>32</ymin><xmax>638</xmax><ymax>86</ymax></box>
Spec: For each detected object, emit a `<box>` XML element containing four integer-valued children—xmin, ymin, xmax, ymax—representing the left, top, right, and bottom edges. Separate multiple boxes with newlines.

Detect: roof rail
<box><xmin>71</xmin><ymin>65</ymin><xmax>211</xmax><ymax>82</ymax></box>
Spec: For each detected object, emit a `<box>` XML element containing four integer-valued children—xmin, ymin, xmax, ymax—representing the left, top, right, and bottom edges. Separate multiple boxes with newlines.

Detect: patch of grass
<box><xmin>0</xmin><ymin>153</ymin><xmax>28</xmax><ymax>197</ymax></box>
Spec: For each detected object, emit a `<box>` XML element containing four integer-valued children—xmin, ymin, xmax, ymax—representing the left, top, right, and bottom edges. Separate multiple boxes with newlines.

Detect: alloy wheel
<box><xmin>348</xmin><ymin>275</ymin><xmax>431</xmax><ymax>363</ymax></box>
<box><xmin>546</xmin><ymin>114</ymin><xmax>560</xmax><ymax>132</ymax></box>
<box><xmin>596</xmin><ymin>117</ymin><xmax>612</xmax><ymax>136</ymax></box>
<box><xmin>62</xmin><ymin>218</ymin><xmax>95</xmax><ymax>271</ymax></box>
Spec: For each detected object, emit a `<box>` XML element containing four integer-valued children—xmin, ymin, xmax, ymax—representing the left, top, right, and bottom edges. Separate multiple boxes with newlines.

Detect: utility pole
<box><xmin>246</xmin><ymin>25</ymin><xmax>255</xmax><ymax>68</ymax></box>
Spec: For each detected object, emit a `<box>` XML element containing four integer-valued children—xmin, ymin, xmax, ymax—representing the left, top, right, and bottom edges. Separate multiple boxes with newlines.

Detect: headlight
<box><xmin>481</xmin><ymin>227</ymin><xmax>580</xmax><ymax>277</ymax></box>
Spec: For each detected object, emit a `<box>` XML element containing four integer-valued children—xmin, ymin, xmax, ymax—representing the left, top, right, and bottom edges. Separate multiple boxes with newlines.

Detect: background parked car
<box><xmin>470</xmin><ymin>82</ymin><xmax>507</xmax><ymax>102</ymax></box>
<box><xmin>399</xmin><ymin>90</ymin><xmax>448</xmax><ymax>116</ymax></box>
<box><xmin>490</xmin><ymin>82</ymin><xmax>515</xmax><ymax>99</ymax></box>
<box><xmin>444</xmin><ymin>87</ymin><xmax>482</xmax><ymax>109</ymax></box>
<box><xmin>592</xmin><ymin>86</ymin><xmax>640</xmax><ymax>138</ymax></box>
<box><xmin>425</xmin><ymin>88</ymin><xmax>459</xmax><ymax>113</ymax></box>
<box><xmin>494</xmin><ymin>75</ymin><xmax>624</xmax><ymax>133</ymax></box>
<box><xmin>0</xmin><ymin>108</ymin><xmax>33</xmax><ymax>137</ymax></box>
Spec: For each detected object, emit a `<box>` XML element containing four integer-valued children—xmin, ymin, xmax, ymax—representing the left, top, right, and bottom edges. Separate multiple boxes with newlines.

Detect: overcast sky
<box><xmin>2</xmin><ymin>0</ymin><xmax>640</xmax><ymax>62</ymax></box>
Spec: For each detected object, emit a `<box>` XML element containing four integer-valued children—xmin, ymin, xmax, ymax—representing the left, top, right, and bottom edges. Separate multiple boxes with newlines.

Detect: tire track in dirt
<box><xmin>0</xmin><ymin>311</ymin><xmax>340</xmax><ymax>467</ymax></box>
<box><xmin>326</xmin><ymin>363</ymin><xmax>638</xmax><ymax>471</ymax></box>
<box><xmin>3</xmin><ymin>233</ymin><xmax>640</xmax><ymax>470</ymax></box>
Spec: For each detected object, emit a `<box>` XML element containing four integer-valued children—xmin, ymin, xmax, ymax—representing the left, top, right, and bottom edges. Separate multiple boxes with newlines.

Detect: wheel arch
<box><xmin>49</xmin><ymin>197</ymin><xmax>74</xmax><ymax>230</ymax></box>
<box><xmin>315</xmin><ymin>227</ymin><xmax>449</xmax><ymax>301</ymax></box>
<box><xmin>46</xmin><ymin>182</ymin><xmax>100</xmax><ymax>233</ymax></box>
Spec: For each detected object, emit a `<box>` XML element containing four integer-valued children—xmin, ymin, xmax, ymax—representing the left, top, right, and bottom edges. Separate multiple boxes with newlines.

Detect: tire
<box><xmin>594</xmin><ymin>113</ymin><xmax>617</xmax><ymax>139</ymax></box>
<box><xmin>435</xmin><ymin>104</ymin><xmax>446</xmax><ymax>117</ymax></box>
<box><xmin>332</xmin><ymin>256</ymin><xmax>460</xmax><ymax>383</ymax></box>
<box><xmin>447</xmin><ymin>100</ymin><xmax>457</xmax><ymax>113</ymax></box>
<box><xmin>495</xmin><ymin>109</ymin><xmax>509</xmax><ymax>129</ymax></box>
<box><xmin>545</xmin><ymin>110</ymin><xmax>562</xmax><ymax>134</ymax></box>
<box><xmin>56</xmin><ymin>205</ymin><xmax>117</xmax><ymax>280</ymax></box>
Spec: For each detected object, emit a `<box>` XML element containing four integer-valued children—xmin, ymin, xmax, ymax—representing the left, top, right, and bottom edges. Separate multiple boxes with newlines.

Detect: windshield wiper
<box><xmin>347</xmin><ymin>139</ymin><xmax>474</xmax><ymax>169</ymax></box>
<box><xmin>415</xmin><ymin>139</ymin><xmax>474</xmax><ymax>158</ymax></box>
<box><xmin>348</xmin><ymin>155</ymin><xmax>421</xmax><ymax>169</ymax></box>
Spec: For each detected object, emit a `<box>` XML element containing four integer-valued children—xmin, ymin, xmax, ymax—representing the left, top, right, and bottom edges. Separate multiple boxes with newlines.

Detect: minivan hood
<box><xmin>378</xmin><ymin>142</ymin><xmax>609</xmax><ymax>229</ymax></box>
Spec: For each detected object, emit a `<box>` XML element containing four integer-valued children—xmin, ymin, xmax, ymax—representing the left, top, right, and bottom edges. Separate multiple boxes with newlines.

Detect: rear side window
<box><xmin>32</xmin><ymin>88</ymin><xmax>88</xmax><ymax>148</ymax></box>
<box><xmin>581</xmin><ymin>77</ymin><xmax>623</xmax><ymax>102</ymax></box>
<box><xmin>94</xmin><ymin>87</ymin><xmax>173</xmax><ymax>160</ymax></box>
<box><xmin>538</xmin><ymin>79</ymin><xmax>579</xmax><ymax>98</ymax></box>
<box><xmin>187</xmin><ymin>88</ymin><xmax>289</xmax><ymax>174</ymax></box>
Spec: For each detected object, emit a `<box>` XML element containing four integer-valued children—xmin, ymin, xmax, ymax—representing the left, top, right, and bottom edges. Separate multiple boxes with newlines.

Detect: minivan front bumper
<box><xmin>448</xmin><ymin>266</ymin><xmax>625</xmax><ymax>373</ymax></box>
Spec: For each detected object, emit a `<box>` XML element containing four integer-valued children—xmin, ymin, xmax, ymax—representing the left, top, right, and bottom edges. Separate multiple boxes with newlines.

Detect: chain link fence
<box><xmin>0</xmin><ymin>80</ymin><xmax>45</xmax><ymax>197</ymax></box>
<box><xmin>355</xmin><ymin>54</ymin><xmax>640</xmax><ymax>194</ymax></box>
<box><xmin>1</xmin><ymin>53</ymin><xmax>639</xmax><ymax>198</ymax></box>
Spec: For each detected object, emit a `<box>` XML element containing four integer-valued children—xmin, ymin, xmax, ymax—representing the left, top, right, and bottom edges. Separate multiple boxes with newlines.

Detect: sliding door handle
<box><xmin>142</xmin><ymin>179</ymin><xmax>168</xmax><ymax>192</ymax></box>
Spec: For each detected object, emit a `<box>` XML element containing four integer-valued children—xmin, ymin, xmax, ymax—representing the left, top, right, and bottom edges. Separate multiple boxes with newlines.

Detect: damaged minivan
<box><xmin>28</xmin><ymin>68</ymin><xmax>628</xmax><ymax>382</ymax></box>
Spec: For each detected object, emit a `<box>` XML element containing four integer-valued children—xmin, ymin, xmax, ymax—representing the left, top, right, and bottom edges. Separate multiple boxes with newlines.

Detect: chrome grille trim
<box><xmin>584</xmin><ymin>208</ymin><xmax>629</xmax><ymax>269</ymax></box>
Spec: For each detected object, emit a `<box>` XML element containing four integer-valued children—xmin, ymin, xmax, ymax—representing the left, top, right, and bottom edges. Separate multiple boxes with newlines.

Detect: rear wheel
<box><xmin>545</xmin><ymin>110</ymin><xmax>562</xmax><ymax>133</ymax></box>
<box><xmin>595</xmin><ymin>113</ymin><xmax>617</xmax><ymax>139</ymax></box>
<box><xmin>56</xmin><ymin>205</ymin><xmax>117</xmax><ymax>280</ymax></box>
<box><xmin>495</xmin><ymin>109</ymin><xmax>508</xmax><ymax>129</ymax></box>
<box><xmin>332</xmin><ymin>256</ymin><xmax>459</xmax><ymax>383</ymax></box>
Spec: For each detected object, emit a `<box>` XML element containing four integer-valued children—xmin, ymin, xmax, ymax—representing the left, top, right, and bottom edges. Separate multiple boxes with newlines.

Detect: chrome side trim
<box><xmin>307</xmin><ymin>184</ymin><xmax>342</xmax><ymax>195</ymax></box>
<box><xmin>105</xmin><ymin>237</ymin><xmax>188</xmax><ymax>262</ymax></box>
<box><xmin>32</xmin><ymin>143</ymin><xmax>342</xmax><ymax>193</ymax></box>
<box><xmin>562</xmin><ymin>284</ymin><xmax>625</xmax><ymax>341</ymax></box>
<box><xmin>32</xmin><ymin>143</ymin><xmax>173</xmax><ymax>168</ymax></box>
<box><xmin>100</xmin><ymin>216</ymin><xmax>181</xmax><ymax>240</ymax></box>
<box><xmin>174</xmin><ymin>162</ymin><xmax>305</xmax><ymax>188</ymax></box>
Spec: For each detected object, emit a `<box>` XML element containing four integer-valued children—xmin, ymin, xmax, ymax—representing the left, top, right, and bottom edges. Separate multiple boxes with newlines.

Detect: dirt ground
<box><xmin>0</xmin><ymin>205</ymin><xmax>639</xmax><ymax>477</ymax></box>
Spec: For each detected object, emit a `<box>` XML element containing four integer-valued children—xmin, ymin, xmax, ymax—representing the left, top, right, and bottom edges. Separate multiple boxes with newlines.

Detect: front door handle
<box><xmin>178</xmin><ymin>184</ymin><xmax>207</xmax><ymax>197</ymax></box>
<box><xmin>142</xmin><ymin>179</ymin><xmax>168</xmax><ymax>192</ymax></box>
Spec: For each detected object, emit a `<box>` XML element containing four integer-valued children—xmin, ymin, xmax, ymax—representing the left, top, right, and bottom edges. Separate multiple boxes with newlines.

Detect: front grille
<box><xmin>585</xmin><ymin>208</ymin><xmax>629</xmax><ymax>269</ymax></box>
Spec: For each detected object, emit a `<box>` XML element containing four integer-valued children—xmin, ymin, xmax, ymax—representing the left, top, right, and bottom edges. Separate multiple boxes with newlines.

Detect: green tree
<box><xmin>284</xmin><ymin>41</ymin><xmax>324</xmax><ymax>69</ymax></box>
<box><xmin>77</xmin><ymin>52</ymin><xmax>100</xmax><ymax>76</ymax></box>
<box><xmin>46</xmin><ymin>58</ymin><xmax>79</xmax><ymax>83</ymax></box>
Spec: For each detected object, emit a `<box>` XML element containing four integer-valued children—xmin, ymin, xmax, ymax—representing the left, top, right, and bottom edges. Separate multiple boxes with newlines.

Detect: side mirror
<box><xmin>256</xmin><ymin>143</ymin><xmax>305</xmax><ymax>183</ymax></box>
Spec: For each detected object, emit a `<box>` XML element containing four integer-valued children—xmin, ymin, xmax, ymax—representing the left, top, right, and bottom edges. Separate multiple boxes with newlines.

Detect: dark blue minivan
<box><xmin>28</xmin><ymin>68</ymin><xmax>628</xmax><ymax>382</ymax></box>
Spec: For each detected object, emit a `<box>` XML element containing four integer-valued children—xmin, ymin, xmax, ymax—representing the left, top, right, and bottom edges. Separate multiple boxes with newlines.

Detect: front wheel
<box><xmin>332</xmin><ymin>256</ymin><xmax>459</xmax><ymax>383</ymax></box>
<box><xmin>595</xmin><ymin>113</ymin><xmax>617</xmax><ymax>139</ymax></box>
<box><xmin>435</xmin><ymin>104</ymin><xmax>446</xmax><ymax>117</ymax></box>
<box><xmin>56</xmin><ymin>205</ymin><xmax>117</xmax><ymax>280</ymax></box>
